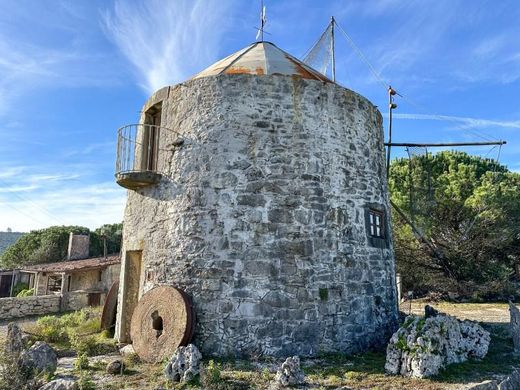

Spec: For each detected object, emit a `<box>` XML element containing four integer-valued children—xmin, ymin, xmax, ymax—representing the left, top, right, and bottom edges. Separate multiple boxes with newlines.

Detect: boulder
<box><xmin>38</xmin><ymin>377</ymin><xmax>78</xmax><ymax>390</ymax></box>
<box><xmin>20</xmin><ymin>341</ymin><xmax>58</xmax><ymax>374</ymax></box>
<box><xmin>499</xmin><ymin>370</ymin><xmax>520</xmax><ymax>390</ymax></box>
<box><xmin>119</xmin><ymin>344</ymin><xmax>136</xmax><ymax>356</ymax></box>
<box><xmin>106</xmin><ymin>359</ymin><xmax>124</xmax><ymax>375</ymax></box>
<box><xmin>164</xmin><ymin>344</ymin><xmax>202</xmax><ymax>382</ymax></box>
<box><xmin>385</xmin><ymin>307</ymin><xmax>490</xmax><ymax>378</ymax></box>
<box><xmin>6</xmin><ymin>322</ymin><xmax>24</xmax><ymax>354</ymax></box>
<box><xmin>508</xmin><ymin>301</ymin><xmax>520</xmax><ymax>354</ymax></box>
<box><xmin>274</xmin><ymin>356</ymin><xmax>305</xmax><ymax>387</ymax></box>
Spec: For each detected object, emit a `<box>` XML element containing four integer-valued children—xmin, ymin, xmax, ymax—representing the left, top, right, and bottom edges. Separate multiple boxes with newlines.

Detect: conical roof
<box><xmin>191</xmin><ymin>41</ymin><xmax>332</xmax><ymax>83</ymax></box>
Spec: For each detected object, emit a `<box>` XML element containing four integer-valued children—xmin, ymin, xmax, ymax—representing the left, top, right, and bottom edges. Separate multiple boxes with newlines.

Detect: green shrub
<box><xmin>12</xmin><ymin>282</ymin><xmax>29</xmax><ymax>296</ymax></box>
<box><xmin>77</xmin><ymin>372</ymin><xmax>96</xmax><ymax>390</ymax></box>
<box><xmin>16</xmin><ymin>288</ymin><xmax>34</xmax><ymax>297</ymax></box>
<box><xmin>74</xmin><ymin>353</ymin><xmax>90</xmax><ymax>371</ymax></box>
<box><xmin>200</xmin><ymin>360</ymin><xmax>226</xmax><ymax>389</ymax></box>
<box><xmin>32</xmin><ymin>307</ymin><xmax>115</xmax><ymax>355</ymax></box>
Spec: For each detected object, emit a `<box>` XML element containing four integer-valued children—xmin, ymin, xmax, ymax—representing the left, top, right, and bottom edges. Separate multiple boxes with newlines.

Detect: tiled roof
<box><xmin>22</xmin><ymin>254</ymin><xmax>120</xmax><ymax>273</ymax></box>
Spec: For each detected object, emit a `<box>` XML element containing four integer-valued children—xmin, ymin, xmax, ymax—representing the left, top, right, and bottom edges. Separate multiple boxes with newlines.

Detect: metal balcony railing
<box><xmin>115</xmin><ymin>124</ymin><xmax>164</xmax><ymax>190</ymax></box>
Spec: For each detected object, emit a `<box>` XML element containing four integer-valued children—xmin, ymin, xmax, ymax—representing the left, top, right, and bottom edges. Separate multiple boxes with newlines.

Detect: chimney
<box><xmin>67</xmin><ymin>233</ymin><xmax>90</xmax><ymax>260</ymax></box>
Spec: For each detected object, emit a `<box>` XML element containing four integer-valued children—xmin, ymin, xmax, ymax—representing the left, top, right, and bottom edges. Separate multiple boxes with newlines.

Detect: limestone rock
<box><xmin>6</xmin><ymin>322</ymin><xmax>24</xmax><ymax>354</ymax></box>
<box><xmin>508</xmin><ymin>301</ymin><xmax>520</xmax><ymax>354</ymax></box>
<box><xmin>499</xmin><ymin>370</ymin><xmax>520</xmax><ymax>390</ymax></box>
<box><xmin>20</xmin><ymin>341</ymin><xmax>58</xmax><ymax>374</ymax></box>
<box><xmin>164</xmin><ymin>344</ymin><xmax>202</xmax><ymax>382</ymax></box>
<box><xmin>274</xmin><ymin>356</ymin><xmax>305</xmax><ymax>387</ymax></box>
<box><xmin>39</xmin><ymin>377</ymin><xmax>78</xmax><ymax>390</ymax></box>
<box><xmin>467</xmin><ymin>380</ymin><xmax>498</xmax><ymax>390</ymax></box>
<box><xmin>385</xmin><ymin>309</ymin><xmax>490</xmax><ymax>378</ymax></box>
<box><xmin>119</xmin><ymin>344</ymin><xmax>136</xmax><ymax>356</ymax></box>
<box><xmin>106</xmin><ymin>359</ymin><xmax>124</xmax><ymax>375</ymax></box>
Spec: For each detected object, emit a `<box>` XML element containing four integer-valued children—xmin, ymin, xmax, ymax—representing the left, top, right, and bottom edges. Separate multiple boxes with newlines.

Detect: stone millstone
<box><xmin>130</xmin><ymin>286</ymin><xmax>194</xmax><ymax>363</ymax></box>
<box><xmin>101</xmin><ymin>281</ymin><xmax>119</xmax><ymax>331</ymax></box>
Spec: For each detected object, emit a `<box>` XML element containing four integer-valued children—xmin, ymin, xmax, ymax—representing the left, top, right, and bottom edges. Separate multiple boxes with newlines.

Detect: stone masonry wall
<box><xmin>0</xmin><ymin>295</ymin><xmax>60</xmax><ymax>320</ymax></box>
<box><xmin>116</xmin><ymin>74</ymin><xmax>398</xmax><ymax>357</ymax></box>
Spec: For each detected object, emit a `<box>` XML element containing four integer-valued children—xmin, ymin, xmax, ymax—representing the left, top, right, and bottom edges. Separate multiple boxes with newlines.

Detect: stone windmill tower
<box><xmin>114</xmin><ymin>41</ymin><xmax>398</xmax><ymax>360</ymax></box>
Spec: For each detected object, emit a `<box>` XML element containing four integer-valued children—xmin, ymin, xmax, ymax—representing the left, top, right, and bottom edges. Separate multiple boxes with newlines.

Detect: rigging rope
<box><xmin>302</xmin><ymin>23</ymin><xmax>333</xmax><ymax>76</ymax></box>
<box><xmin>334</xmin><ymin>21</ymin><xmax>388</xmax><ymax>90</ymax></box>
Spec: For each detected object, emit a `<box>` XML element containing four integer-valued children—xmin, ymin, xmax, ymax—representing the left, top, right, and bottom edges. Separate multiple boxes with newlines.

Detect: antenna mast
<box><xmin>386</xmin><ymin>86</ymin><xmax>397</xmax><ymax>178</ymax></box>
<box><xmin>260</xmin><ymin>0</ymin><xmax>265</xmax><ymax>41</ymax></box>
<box><xmin>331</xmin><ymin>16</ymin><xmax>336</xmax><ymax>82</ymax></box>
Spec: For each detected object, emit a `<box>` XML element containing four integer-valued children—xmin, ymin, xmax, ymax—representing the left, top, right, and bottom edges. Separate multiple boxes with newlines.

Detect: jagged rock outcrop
<box><xmin>274</xmin><ymin>356</ymin><xmax>305</xmax><ymax>387</ymax></box>
<box><xmin>385</xmin><ymin>308</ymin><xmax>490</xmax><ymax>378</ymax></box>
<box><xmin>509</xmin><ymin>301</ymin><xmax>520</xmax><ymax>354</ymax></box>
<box><xmin>20</xmin><ymin>341</ymin><xmax>58</xmax><ymax>374</ymax></box>
<box><xmin>164</xmin><ymin>344</ymin><xmax>202</xmax><ymax>382</ymax></box>
<box><xmin>38</xmin><ymin>377</ymin><xmax>78</xmax><ymax>390</ymax></box>
<box><xmin>6</xmin><ymin>322</ymin><xmax>24</xmax><ymax>354</ymax></box>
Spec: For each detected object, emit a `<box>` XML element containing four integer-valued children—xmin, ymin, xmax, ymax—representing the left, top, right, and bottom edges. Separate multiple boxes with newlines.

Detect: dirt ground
<box><xmin>1</xmin><ymin>302</ymin><xmax>518</xmax><ymax>389</ymax></box>
<box><xmin>400</xmin><ymin>300</ymin><xmax>512</xmax><ymax>323</ymax></box>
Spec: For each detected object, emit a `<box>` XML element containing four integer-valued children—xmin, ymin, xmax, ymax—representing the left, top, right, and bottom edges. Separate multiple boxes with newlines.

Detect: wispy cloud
<box><xmin>102</xmin><ymin>0</ymin><xmax>236</xmax><ymax>93</ymax></box>
<box><xmin>392</xmin><ymin>113</ymin><xmax>520</xmax><ymax>131</ymax></box>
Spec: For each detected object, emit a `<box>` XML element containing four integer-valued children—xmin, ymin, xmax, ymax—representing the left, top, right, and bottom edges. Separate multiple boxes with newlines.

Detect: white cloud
<box><xmin>102</xmin><ymin>0</ymin><xmax>236</xmax><ymax>93</ymax></box>
<box><xmin>0</xmin><ymin>181</ymin><xmax>125</xmax><ymax>232</ymax></box>
<box><xmin>392</xmin><ymin>113</ymin><xmax>520</xmax><ymax>131</ymax></box>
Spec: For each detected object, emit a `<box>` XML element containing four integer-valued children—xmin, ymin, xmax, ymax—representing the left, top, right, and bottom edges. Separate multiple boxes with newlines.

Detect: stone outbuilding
<box><xmin>114</xmin><ymin>41</ymin><xmax>399</xmax><ymax>357</ymax></box>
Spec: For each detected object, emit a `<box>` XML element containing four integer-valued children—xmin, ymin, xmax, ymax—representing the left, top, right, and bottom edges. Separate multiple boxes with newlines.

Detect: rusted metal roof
<box><xmin>191</xmin><ymin>41</ymin><xmax>332</xmax><ymax>83</ymax></box>
<box><xmin>22</xmin><ymin>254</ymin><xmax>120</xmax><ymax>274</ymax></box>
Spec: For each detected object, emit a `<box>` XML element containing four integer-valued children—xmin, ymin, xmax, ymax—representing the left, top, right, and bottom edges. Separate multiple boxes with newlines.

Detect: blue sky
<box><xmin>0</xmin><ymin>0</ymin><xmax>519</xmax><ymax>232</ymax></box>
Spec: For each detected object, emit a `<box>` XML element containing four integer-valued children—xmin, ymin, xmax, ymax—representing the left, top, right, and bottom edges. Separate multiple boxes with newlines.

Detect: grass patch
<box><xmin>24</xmin><ymin>307</ymin><xmax>116</xmax><ymax>356</ymax></box>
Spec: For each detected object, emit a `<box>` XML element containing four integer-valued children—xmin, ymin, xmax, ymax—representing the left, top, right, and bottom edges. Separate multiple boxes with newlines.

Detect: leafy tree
<box><xmin>0</xmin><ymin>223</ymin><xmax>122</xmax><ymax>269</ymax></box>
<box><xmin>390</xmin><ymin>151</ymin><xmax>520</xmax><ymax>300</ymax></box>
<box><xmin>89</xmin><ymin>223</ymin><xmax>123</xmax><ymax>258</ymax></box>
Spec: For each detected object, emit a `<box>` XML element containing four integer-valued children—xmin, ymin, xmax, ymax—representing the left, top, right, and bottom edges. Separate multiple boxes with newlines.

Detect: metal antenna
<box><xmin>386</xmin><ymin>86</ymin><xmax>397</xmax><ymax>178</ymax></box>
<box><xmin>260</xmin><ymin>0</ymin><xmax>265</xmax><ymax>41</ymax></box>
<box><xmin>331</xmin><ymin>16</ymin><xmax>336</xmax><ymax>82</ymax></box>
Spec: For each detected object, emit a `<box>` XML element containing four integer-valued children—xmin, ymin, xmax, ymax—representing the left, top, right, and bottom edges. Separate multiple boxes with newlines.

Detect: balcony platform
<box><xmin>116</xmin><ymin>171</ymin><xmax>162</xmax><ymax>190</ymax></box>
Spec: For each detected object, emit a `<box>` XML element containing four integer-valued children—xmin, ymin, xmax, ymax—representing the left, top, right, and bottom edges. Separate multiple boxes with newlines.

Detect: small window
<box><xmin>368</xmin><ymin>209</ymin><xmax>385</xmax><ymax>238</ymax></box>
<box><xmin>98</xmin><ymin>270</ymin><xmax>103</xmax><ymax>282</ymax></box>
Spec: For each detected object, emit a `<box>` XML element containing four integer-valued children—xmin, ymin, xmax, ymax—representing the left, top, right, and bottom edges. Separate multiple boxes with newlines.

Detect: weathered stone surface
<box><xmin>499</xmin><ymin>370</ymin><xmax>520</xmax><ymax>390</ymax></box>
<box><xmin>39</xmin><ymin>377</ymin><xmax>78</xmax><ymax>390</ymax></box>
<box><xmin>385</xmin><ymin>309</ymin><xmax>490</xmax><ymax>378</ymax></box>
<box><xmin>6</xmin><ymin>322</ymin><xmax>24</xmax><ymax>354</ymax></box>
<box><xmin>164</xmin><ymin>344</ymin><xmax>202</xmax><ymax>383</ymax></box>
<box><xmin>0</xmin><ymin>295</ymin><xmax>61</xmax><ymax>320</ymax></box>
<box><xmin>106</xmin><ymin>360</ymin><xmax>124</xmax><ymax>375</ymax></box>
<box><xmin>119</xmin><ymin>344</ymin><xmax>136</xmax><ymax>356</ymax></box>
<box><xmin>274</xmin><ymin>356</ymin><xmax>305</xmax><ymax>387</ymax></box>
<box><xmin>21</xmin><ymin>341</ymin><xmax>58</xmax><ymax>374</ymax></box>
<box><xmin>467</xmin><ymin>380</ymin><xmax>498</xmax><ymax>390</ymax></box>
<box><xmin>115</xmin><ymin>73</ymin><xmax>399</xmax><ymax>356</ymax></box>
<box><xmin>508</xmin><ymin>301</ymin><xmax>520</xmax><ymax>354</ymax></box>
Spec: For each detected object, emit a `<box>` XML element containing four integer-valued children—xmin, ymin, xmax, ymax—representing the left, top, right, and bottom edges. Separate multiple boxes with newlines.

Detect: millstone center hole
<box><xmin>151</xmin><ymin>310</ymin><xmax>163</xmax><ymax>339</ymax></box>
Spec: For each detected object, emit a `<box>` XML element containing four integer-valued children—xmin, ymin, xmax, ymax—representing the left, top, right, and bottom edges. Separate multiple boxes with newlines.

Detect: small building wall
<box><xmin>0</xmin><ymin>295</ymin><xmax>61</xmax><ymax>320</ymax></box>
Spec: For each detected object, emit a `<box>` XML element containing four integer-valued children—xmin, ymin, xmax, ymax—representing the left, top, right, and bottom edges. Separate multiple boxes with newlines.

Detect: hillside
<box><xmin>0</xmin><ymin>232</ymin><xmax>25</xmax><ymax>259</ymax></box>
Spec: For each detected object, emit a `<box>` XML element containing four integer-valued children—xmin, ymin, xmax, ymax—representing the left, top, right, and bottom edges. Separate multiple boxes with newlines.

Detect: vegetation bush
<box><xmin>12</xmin><ymin>282</ymin><xmax>29</xmax><ymax>296</ymax></box>
<box><xmin>390</xmin><ymin>151</ymin><xmax>520</xmax><ymax>300</ymax></box>
<box><xmin>29</xmin><ymin>308</ymin><xmax>115</xmax><ymax>355</ymax></box>
<box><xmin>17</xmin><ymin>288</ymin><xmax>35</xmax><ymax>297</ymax></box>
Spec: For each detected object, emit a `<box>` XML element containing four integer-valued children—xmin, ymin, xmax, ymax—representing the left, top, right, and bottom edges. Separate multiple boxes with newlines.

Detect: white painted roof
<box><xmin>191</xmin><ymin>41</ymin><xmax>332</xmax><ymax>83</ymax></box>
